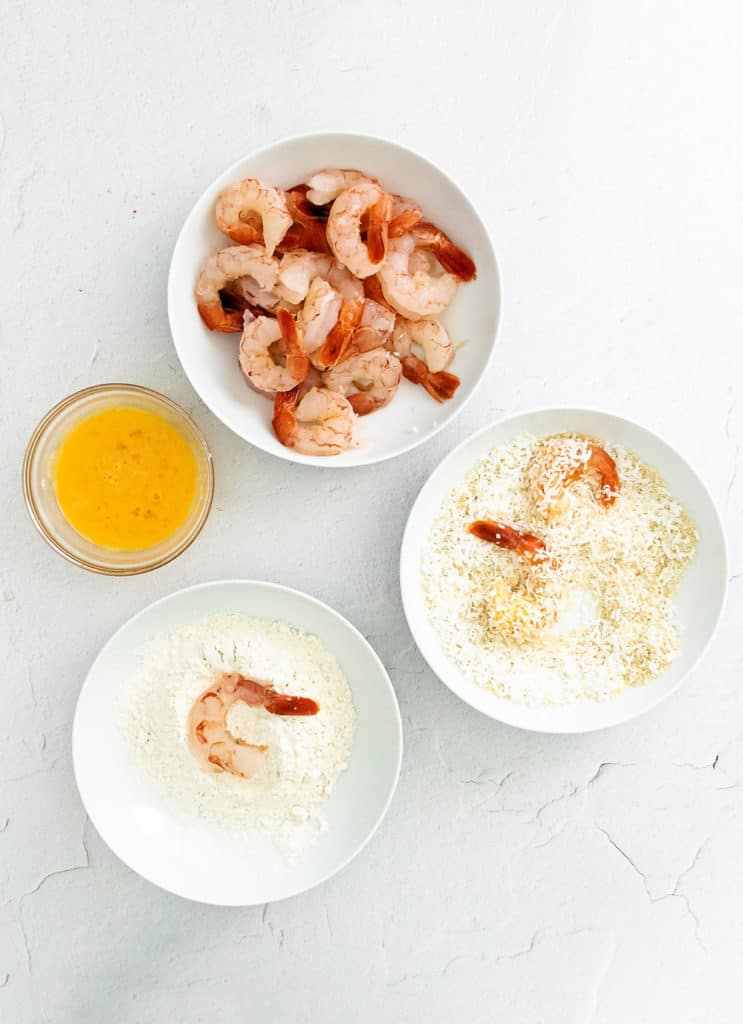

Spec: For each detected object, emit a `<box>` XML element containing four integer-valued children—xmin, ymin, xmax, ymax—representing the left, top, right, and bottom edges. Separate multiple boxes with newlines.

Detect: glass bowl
<box><xmin>23</xmin><ymin>384</ymin><xmax>214</xmax><ymax>575</ymax></box>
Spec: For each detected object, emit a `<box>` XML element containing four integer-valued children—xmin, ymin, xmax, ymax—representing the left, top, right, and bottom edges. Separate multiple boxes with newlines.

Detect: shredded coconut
<box><xmin>120</xmin><ymin>614</ymin><xmax>355</xmax><ymax>856</ymax></box>
<box><xmin>421</xmin><ymin>433</ymin><xmax>698</xmax><ymax>704</ymax></box>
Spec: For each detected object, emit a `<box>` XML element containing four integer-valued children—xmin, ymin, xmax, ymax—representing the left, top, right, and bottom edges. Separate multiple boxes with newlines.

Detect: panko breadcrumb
<box><xmin>421</xmin><ymin>433</ymin><xmax>698</xmax><ymax>705</ymax></box>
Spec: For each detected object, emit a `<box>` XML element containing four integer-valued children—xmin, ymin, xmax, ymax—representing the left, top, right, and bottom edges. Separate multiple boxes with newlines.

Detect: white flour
<box><xmin>120</xmin><ymin>614</ymin><xmax>355</xmax><ymax>856</ymax></box>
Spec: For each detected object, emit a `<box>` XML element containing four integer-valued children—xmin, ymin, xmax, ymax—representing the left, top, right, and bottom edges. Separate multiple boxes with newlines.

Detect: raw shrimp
<box><xmin>411</xmin><ymin>222</ymin><xmax>477</xmax><ymax>281</ymax></box>
<box><xmin>323</xmin><ymin>348</ymin><xmax>402</xmax><ymax>415</ymax></box>
<box><xmin>377</xmin><ymin>235</ymin><xmax>459</xmax><ymax>319</ymax></box>
<box><xmin>214</xmin><ymin>178</ymin><xmax>293</xmax><ymax>257</ymax></box>
<box><xmin>239</xmin><ymin>308</ymin><xmax>309</xmax><ymax>393</ymax></box>
<box><xmin>528</xmin><ymin>436</ymin><xmax>620</xmax><ymax>520</ymax></box>
<box><xmin>389</xmin><ymin>196</ymin><xmax>423</xmax><ymax>238</ymax></box>
<box><xmin>326</xmin><ymin>180</ymin><xmax>393</xmax><ymax>278</ymax></box>
<box><xmin>305</xmin><ymin>168</ymin><xmax>372</xmax><ymax>206</ymax></box>
<box><xmin>298</xmin><ymin>276</ymin><xmax>342</xmax><ymax>354</ymax></box>
<box><xmin>273</xmin><ymin>386</ymin><xmax>358</xmax><ymax>456</ymax></box>
<box><xmin>195</xmin><ymin>245</ymin><xmax>280</xmax><ymax>332</ymax></box>
<box><xmin>313</xmin><ymin>263</ymin><xmax>365</xmax><ymax>368</ymax></box>
<box><xmin>468</xmin><ymin>521</ymin><xmax>561</xmax><ymax>642</ymax></box>
<box><xmin>392</xmin><ymin>317</ymin><xmax>455</xmax><ymax>373</ymax></box>
<box><xmin>352</xmin><ymin>298</ymin><xmax>397</xmax><ymax>352</ymax></box>
<box><xmin>187</xmin><ymin>672</ymin><xmax>319</xmax><ymax>780</ymax></box>
<box><xmin>391</xmin><ymin>318</ymin><xmax>460</xmax><ymax>402</ymax></box>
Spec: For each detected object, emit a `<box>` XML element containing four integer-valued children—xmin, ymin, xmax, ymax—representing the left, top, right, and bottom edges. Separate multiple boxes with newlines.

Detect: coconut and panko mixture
<box><xmin>421</xmin><ymin>433</ymin><xmax>698</xmax><ymax>704</ymax></box>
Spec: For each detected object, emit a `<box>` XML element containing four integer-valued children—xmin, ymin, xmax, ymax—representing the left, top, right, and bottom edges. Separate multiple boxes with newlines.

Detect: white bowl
<box><xmin>72</xmin><ymin>580</ymin><xmax>403</xmax><ymax>905</ymax></box>
<box><xmin>400</xmin><ymin>408</ymin><xmax>728</xmax><ymax>733</ymax></box>
<box><xmin>168</xmin><ymin>132</ymin><xmax>501</xmax><ymax>467</ymax></box>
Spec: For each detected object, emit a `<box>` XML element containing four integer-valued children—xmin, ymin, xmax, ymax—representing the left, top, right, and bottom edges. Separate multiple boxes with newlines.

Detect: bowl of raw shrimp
<box><xmin>167</xmin><ymin>132</ymin><xmax>501</xmax><ymax>466</ymax></box>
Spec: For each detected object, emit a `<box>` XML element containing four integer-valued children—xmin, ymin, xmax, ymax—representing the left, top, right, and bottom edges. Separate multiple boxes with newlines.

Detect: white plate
<box><xmin>72</xmin><ymin>580</ymin><xmax>402</xmax><ymax>905</ymax></box>
<box><xmin>168</xmin><ymin>132</ymin><xmax>501</xmax><ymax>466</ymax></box>
<box><xmin>400</xmin><ymin>408</ymin><xmax>728</xmax><ymax>733</ymax></box>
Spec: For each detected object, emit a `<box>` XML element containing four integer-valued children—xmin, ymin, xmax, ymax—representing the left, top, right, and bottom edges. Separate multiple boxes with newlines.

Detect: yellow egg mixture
<box><xmin>54</xmin><ymin>407</ymin><xmax>197</xmax><ymax>550</ymax></box>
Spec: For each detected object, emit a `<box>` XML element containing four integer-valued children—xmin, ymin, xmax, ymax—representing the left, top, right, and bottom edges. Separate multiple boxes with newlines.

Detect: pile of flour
<box><xmin>120</xmin><ymin>614</ymin><xmax>355</xmax><ymax>856</ymax></box>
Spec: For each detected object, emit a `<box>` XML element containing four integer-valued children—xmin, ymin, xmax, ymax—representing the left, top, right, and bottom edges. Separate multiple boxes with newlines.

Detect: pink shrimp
<box><xmin>187</xmin><ymin>673</ymin><xmax>319</xmax><ymax>780</ymax></box>
<box><xmin>272</xmin><ymin>385</ymin><xmax>358</xmax><ymax>456</ymax></box>
<box><xmin>528</xmin><ymin>436</ymin><xmax>620</xmax><ymax>519</ymax></box>
<box><xmin>468</xmin><ymin>521</ymin><xmax>555</xmax><ymax>566</ymax></box>
<box><xmin>411</xmin><ymin>222</ymin><xmax>477</xmax><ymax>282</ymax></box>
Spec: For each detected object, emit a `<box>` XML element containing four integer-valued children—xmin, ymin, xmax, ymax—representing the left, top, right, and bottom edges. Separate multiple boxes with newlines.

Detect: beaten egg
<box><xmin>54</xmin><ymin>407</ymin><xmax>197</xmax><ymax>550</ymax></box>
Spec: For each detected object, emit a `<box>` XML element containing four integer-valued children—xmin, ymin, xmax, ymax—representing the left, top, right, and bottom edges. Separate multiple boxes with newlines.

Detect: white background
<box><xmin>2</xmin><ymin>2</ymin><xmax>742</xmax><ymax>1021</ymax></box>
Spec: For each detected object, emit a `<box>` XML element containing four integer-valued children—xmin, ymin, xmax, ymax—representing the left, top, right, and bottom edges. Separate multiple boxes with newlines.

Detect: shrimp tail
<box><xmin>218</xmin><ymin>223</ymin><xmax>263</xmax><ymax>246</ymax></box>
<box><xmin>415</xmin><ymin>222</ymin><xmax>477</xmax><ymax>282</ymax></box>
<box><xmin>277</xmin><ymin>221</ymin><xmax>331</xmax><ymax>254</ymax></box>
<box><xmin>234</xmin><ymin>675</ymin><xmax>319</xmax><ymax>715</ymax></box>
<box><xmin>363</xmin><ymin>274</ymin><xmax>396</xmax><ymax>312</ymax></box>
<box><xmin>277</xmin><ymin>308</ymin><xmax>309</xmax><ymax>382</ymax></box>
<box><xmin>272</xmin><ymin>385</ymin><xmax>301</xmax><ymax>447</ymax></box>
<box><xmin>587</xmin><ymin>446</ymin><xmax>620</xmax><ymax>506</ymax></box>
<box><xmin>263</xmin><ymin>692</ymin><xmax>320</xmax><ymax>716</ymax></box>
<box><xmin>277</xmin><ymin>187</ymin><xmax>333</xmax><ymax>254</ymax></box>
<box><xmin>388</xmin><ymin>207</ymin><xmax>423</xmax><ymax>238</ymax></box>
<box><xmin>425</xmin><ymin>369</ymin><xmax>461</xmax><ymax>402</ymax></box>
<box><xmin>317</xmin><ymin>297</ymin><xmax>364</xmax><ymax>368</ymax></box>
<box><xmin>347</xmin><ymin>392</ymin><xmax>381</xmax><ymax>416</ymax></box>
<box><xmin>402</xmin><ymin>354</ymin><xmax>460</xmax><ymax>402</ymax></box>
<box><xmin>365</xmin><ymin>192</ymin><xmax>393</xmax><ymax>264</ymax></box>
<box><xmin>285</xmin><ymin>185</ymin><xmax>330</xmax><ymax>223</ymax></box>
<box><xmin>197</xmin><ymin>301</ymin><xmax>244</xmax><ymax>332</ymax></box>
<box><xmin>469</xmin><ymin>520</ymin><xmax>555</xmax><ymax>567</ymax></box>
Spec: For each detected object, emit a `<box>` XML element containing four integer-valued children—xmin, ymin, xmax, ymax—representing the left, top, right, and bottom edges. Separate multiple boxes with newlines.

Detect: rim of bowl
<box><xmin>72</xmin><ymin>578</ymin><xmax>404</xmax><ymax>905</ymax></box>
<box><xmin>22</xmin><ymin>383</ymin><xmax>215</xmax><ymax>576</ymax></box>
<box><xmin>167</xmin><ymin>130</ymin><xmax>503</xmax><ymax>468</ymax></box>
<box><xmin>399</xmin><ymin>404</ymin><xmax>729</xmax><ymax>733</ymax></box>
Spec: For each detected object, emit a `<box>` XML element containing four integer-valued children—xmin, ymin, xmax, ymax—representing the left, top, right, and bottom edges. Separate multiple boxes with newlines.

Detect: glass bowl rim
<box><xmin>22</xmin><ymin>383</ymin><xmax>215</xmax><ymax>576</ymax></box>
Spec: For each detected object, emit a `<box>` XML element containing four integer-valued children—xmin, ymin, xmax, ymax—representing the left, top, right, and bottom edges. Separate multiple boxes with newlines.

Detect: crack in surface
<box><xmin>596</xmin><ymin>825</ymin><xmax>708</xmax><ymax>951</ymax></box>
<box><xmin>440</xmin><ymin>931</ymin><xmax>543</xmax><ymax>979</ymax></box>
<box><xmin>725</xmin><ymin>392</ymin><xmax>737</xmax><ymax>441</ymax></box>
<box><xmin>532</xmin><ymin>822</ymin><xmax>568</xmax><ymax>849</ymax></box>
<box><xmin>390</xmin><ymin>927</ymin><xmax>616</xmax><ymax>989</ymax></box>
<box><xmin>2</xmin><ymin>759</ymin><xmax>59</xmax><ymax>784</ymax></box>
<box><xmin>492</xmin><ymin>929</ymin><xmax>542</xmax><ymax>965</ymax></box>
<box><xmin>16</xmin><ymin>821</ymin><xmax>91</xmax><ymax>975</ymax></box>
<box><xmin>584</xmin><ymin>762</ymin><xmax>635</xmax><ymax>787</ymax></box>
<box><xmin>674</xmin><ymin>756</ymin><xmax>720</xmax><ymax>771</ymax></box>
<box><xmin>465</xmin><ymin>771</ymin><xmax>514</xmax><ymax>815</ymax></box>
<box><xmin>726</xmin><ymin>444</ymin><xmax>740</xmax><ymax>506</ymax></box>
<box><xmin>462</xmin><ymin>769</ymin><xmax>512</xmax><ymax>787</ymax></box>
<box><xmin>531</xmin><ymin>763</ymin><xmax>635</xmax><ymax>825</ymax></box>
<box><xmin>12</xmin><ymin>162</ymin><xmax>40</xmax><ymax>235</ymax></box>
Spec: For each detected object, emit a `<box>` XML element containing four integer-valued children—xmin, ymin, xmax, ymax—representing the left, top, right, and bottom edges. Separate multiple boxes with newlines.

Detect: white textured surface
<box><xmin>1</xmin><ymin>2</ymin><xmax>742</xmax><ymax>1021</ymax></box>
